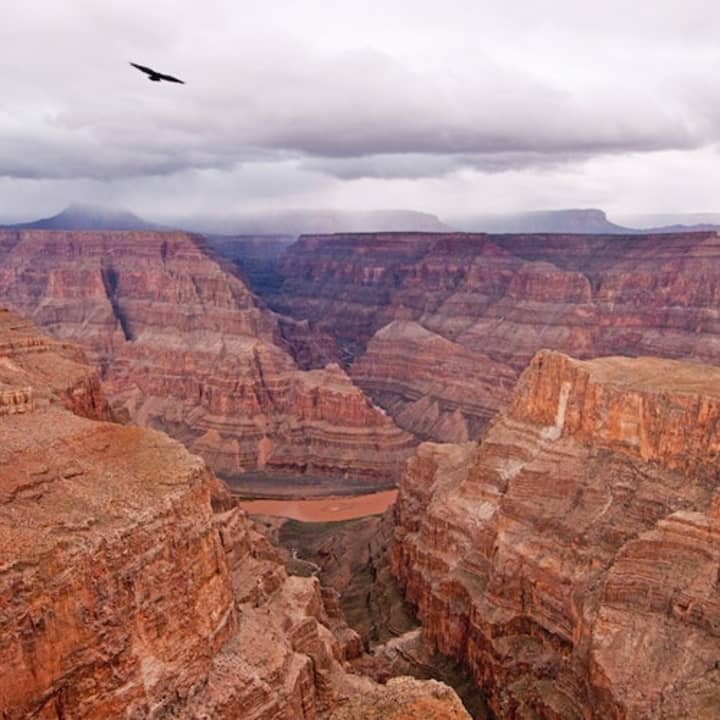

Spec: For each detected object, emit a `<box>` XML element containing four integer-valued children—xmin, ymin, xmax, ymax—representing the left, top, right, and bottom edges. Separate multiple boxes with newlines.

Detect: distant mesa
<box><xmin>453</xmin><ymin>208</ymin><xmax>627</xmax><ymax>234</ymax></box>
<box><xmin>450</xmin><ymin>207</ymin><xmax>720</xmax><ymax>234</ymax></box>
<box><xmin>4</xmin><ymin>204</ymin><xmax>165</xmax><ymax>232</ymax></box>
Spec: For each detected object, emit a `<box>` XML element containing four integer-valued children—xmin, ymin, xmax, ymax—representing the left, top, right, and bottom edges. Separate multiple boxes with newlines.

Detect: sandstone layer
<box><xmin>270</xmin><ymin>231</ymin><xmax>720</xmax><ymax>441</ymax></box>
<box><xmin>352</xmin><ymin>320</ymin><xmax>516</xmax><ymax>441</ymax></box>
<box><xmin>0</xmin><ymin>230</ymin><xmax>414</xmax><ymax>487</ymax></box>
<box><xmin>0</xmin><ymin>308</ymin><xmax>464</xmax><ymax>719</ymax></box>
<box><xmin>329</xmin><ymin>677</ymin><xmax>471</xmax><ymax>720</ymax></box>
<box><xmin>392</xmin><ymin>350</ymin><xmax>720</xmax><ymax>719</ymax></box>
<box><xmin>0</xmin><ymin>307</ymin><xmax>110</xmax><ymax>421</ymax></box>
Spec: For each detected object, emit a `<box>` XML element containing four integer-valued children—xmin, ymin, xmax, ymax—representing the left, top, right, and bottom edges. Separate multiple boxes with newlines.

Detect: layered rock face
<box><xmin>0</xmin><ymin>306</ymin><xmax>110</xmax><ymax>421</ymax></box>
<box><xmin>271</xmin><ymin>231</ymin><xmax>720</xmax><ymax>441</ymax></box>
<box><xmin>392</xmin><ymin>351</ymin><xmax>720</xmax><ymax>719</ymax></box>
<box><xmin>352</xmin><ymin>320</ymin><xmax>516</xmax><ymax>441</ymax></box>
<box><xmin>0</xmin><ymin>230</ymin><xmax>414</xmax><ymax>486</ymax></box>
<box><xmin>190</xmin><ymin>362</ymin><xmax>414</xmax><ymax>483</ymax></box>
<box><xmin>0</xmin><ymin>308</ymin><xmax>465</xmax><ymax>719</ymax></box>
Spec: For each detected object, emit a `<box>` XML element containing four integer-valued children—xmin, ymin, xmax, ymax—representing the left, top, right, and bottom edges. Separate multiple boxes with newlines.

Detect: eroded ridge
<box><xmin>392</xmin><ymin>350</ymin><xmax>720</xmax><ymax>719</ymax></box>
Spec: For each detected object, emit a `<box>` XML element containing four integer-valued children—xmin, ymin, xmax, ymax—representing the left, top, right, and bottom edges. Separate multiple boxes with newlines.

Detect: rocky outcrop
<box><xmin>189</xmin><ymin>362</ymin><xmax>415</xmax><ymax>484</ymax></box>
<box><xmin>270</xmin><ymin>230</ymin><xmax>720</xmax><ymax>442</ymax></box>
<box><xmin>0</xmin><ymin>230</ymin><xmax>414</xmax><ymax>487</ymax></box>
<box><xmin>352</xmin><ymin>320</ymin><xmax>516</xmax><ymax>441</ymax></box>
<box><xmin>329</xmin><ymin>677</ymin><xmax>471</xmax><ymax>720</ymax></box>
<box><xmin>391</xmin><ymin>351</ymin><xmax>720</xmax><ymax>719</ymax></box>
<box><xmin>0</xmin><ymin>308</ymin><xmax>464</xmax><ymax>719</ymax></box>
<box><xmin>0</xmin><ymin>306</ymin><xmax>111</xmax><ymax>421</ymax></box>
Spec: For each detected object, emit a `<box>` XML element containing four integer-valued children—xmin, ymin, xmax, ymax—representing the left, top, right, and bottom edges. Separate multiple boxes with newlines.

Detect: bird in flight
<box><xmin>130</xmin><ymin>62</ymin><xmax>185</xmax><ymax>84</ymax></box>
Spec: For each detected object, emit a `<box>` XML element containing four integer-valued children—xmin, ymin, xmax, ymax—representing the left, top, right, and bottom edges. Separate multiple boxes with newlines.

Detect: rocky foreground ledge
<box><xmin>392</xmin><ymin>349</ymin><xmax>720</xmax><ymax>719</ymax></box>
<box><xmin>0</xmin><ymin>307</ymin><xmax>467</xmax><ymax>720</ymax></box>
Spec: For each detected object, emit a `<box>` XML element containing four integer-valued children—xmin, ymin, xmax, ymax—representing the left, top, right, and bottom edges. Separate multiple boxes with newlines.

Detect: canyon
<box><xmin>0</xmin><ymin>306</ymin><xmax>468</xmax><ymax>719</ymax></box>
<box><xmin>0</xmin><ymin>229</ymin><xmax>414</xmax><ymax>491</ymax></box>
<box><xmin>3</xmin><ymin>226</ymin><xmax>720</xmax><ymax>718</ymax></box>
<box><xmin>392</xmin><ymin>350</ymin><xmax>720</xmax><ymax>719</ymax></box>
<box><xmin>266</xmin><ymin>230</ymin><xmax>720</xmax><ymax>441</ymax></box>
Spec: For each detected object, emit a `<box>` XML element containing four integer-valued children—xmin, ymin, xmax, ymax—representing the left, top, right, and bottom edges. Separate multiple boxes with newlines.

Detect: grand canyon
<box><xmin>2</xmin><ymin>224</ymin><xmax>720</xmax><ymax>718</ymax></box>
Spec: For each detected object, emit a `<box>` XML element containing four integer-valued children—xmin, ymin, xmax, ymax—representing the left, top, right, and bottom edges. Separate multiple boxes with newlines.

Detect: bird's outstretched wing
<box><xmin>156</xmin><ymin>72</ymin><xmax>185</xmax><ymax>84</ymax></box>
<box><xmin>130</xmin><ymin>62</ymin><xmax>156</xmax><ymax>76</ymax></box>
<box><xmin>130</xmin><ymin>62</ymin><xmax>185</xmax><ymax>84</ymax></box>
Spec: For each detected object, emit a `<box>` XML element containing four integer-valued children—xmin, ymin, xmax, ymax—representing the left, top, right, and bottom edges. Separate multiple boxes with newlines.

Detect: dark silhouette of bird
<box><xmin>130</xmin><ymin>62</ymin><xmax>185</xmax><ymax>84</ymax></box>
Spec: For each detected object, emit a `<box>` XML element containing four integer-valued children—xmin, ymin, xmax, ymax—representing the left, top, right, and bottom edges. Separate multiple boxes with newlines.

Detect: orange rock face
<box><xmin>0</xmin><ymin>307</ymin><xmax>111</xmax><ymax>421</ymax></box>
<box><xmin>271</xmin><ymin>231</ymin><xmax>720</xmax><ymax>442</ymax></box>
<box><xmin>391</xmin><ymin>351</ymin><xmax>720</xmax><ymax>719</ymax></box>
<box><xmin>0</xmin><ymin>230</ymin><xmax>414</xmax><ymax>487</ymax></box>
<box><xmin>351</xmin><ymin>320</ymin><xmax>516</xmax><ymax>440</ymax></box>
<box><xmin>329</xmin><ymin>677</ymin><xmax>471</xmax><ymax>720</ymax></box>
<box><xmin>0</xmin><ymin>307</ymin><xmax>464</xmax><ymax>719</ymax></box>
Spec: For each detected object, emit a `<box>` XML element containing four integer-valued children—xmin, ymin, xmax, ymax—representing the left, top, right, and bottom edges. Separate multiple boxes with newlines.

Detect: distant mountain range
<box><xmin>3</xmin><ymin>205</ymin><xmax>719</xmax><ymax>237</ymax></box>
<box><xmin>172</xmin><ymin>209</ymin><xmax>453</xmax><ymax>235</ymax></box>
<box><xmin>2</xmin><ymin>206</ymin><xmax>451</xmax><ymax>236</ymax></box>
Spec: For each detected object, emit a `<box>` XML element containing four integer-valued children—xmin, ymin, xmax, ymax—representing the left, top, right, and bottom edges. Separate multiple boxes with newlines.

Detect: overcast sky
<box><xmin>2</xmin><ymin>1</ymin><xmax>719</xmax><ymax>223</ymax></box>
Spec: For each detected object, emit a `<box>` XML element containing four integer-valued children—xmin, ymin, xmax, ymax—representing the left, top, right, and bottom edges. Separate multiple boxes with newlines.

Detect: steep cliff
<box><xmin>271</xmin><ymin>230</ymin><xmax>720</xmax><ymax>442</ymax></box>
<box><xmin>0</xmin><ymin>307</ymin><xmax>466</xmax><ymax>719</ymax></box>
<box><xmin>392</xmin><ymin>351</ymin><xmax>720</xmax><ymax>719</ymax></box>
<box><xmin>0</xmin><ymin>230</ymin><xmax>414</xmax><ymax>487</ymax></box>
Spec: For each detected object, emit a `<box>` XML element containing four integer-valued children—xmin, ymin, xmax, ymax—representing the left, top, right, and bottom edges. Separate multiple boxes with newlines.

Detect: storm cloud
<box><xmin>1</xmin><ymin>0</ymin><xmax>719</xmax><ymax>219</ymax></box>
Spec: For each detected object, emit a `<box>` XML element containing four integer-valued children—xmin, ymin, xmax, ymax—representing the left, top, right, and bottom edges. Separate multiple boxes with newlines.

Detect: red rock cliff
<box><xmin>392</xmin><ymin>350</ymin><xmax>720</xmax><ymax>719</ymax></box>
<box><xmin>0</xmin><ymin>230</ymin><xmax>414</xmax><ymax>487</ymax></box>
<box><xmin>0</xmin><ymin>307</ymin><xmax>465</xmax><ymax>719</ymax></box>
<box><xmin>0</xmin><ymin>307</ymin><xmax>111</xmax><ymax>421</ymax></box>
<box><xmin>271</xmin><ymin>231</ymin><xmax>720</xmax><ymax>442</ymax></box>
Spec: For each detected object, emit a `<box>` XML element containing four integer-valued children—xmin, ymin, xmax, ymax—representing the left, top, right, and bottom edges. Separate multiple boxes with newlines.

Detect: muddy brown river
<box><xmin>237</xmin><ymin>489</ymin><xmax>398</xmax><ymax>522</ymax></box>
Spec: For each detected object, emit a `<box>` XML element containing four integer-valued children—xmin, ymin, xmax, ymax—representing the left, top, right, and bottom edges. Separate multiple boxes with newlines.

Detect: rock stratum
<box><xmin>270</xmin><ymin>230</ymin><xmax>720</xmax><ymax>441</ymax></box>
<box><xmin>391</xmin><ymin>350</ymin><xmax>720</xmax><ymax>719</ymax></box>
<box><xmin>0</xmin><ymin>307</ymin><xmax>467</xmax><ymax>719</ymax></box>
<box><xmin>0</xmin><ymin>307</ymin><xmax>110</xmax><ymax>421</ymax></box>
<box><xmin>0</xmin><ymin>230</ymin><xmax>414</xmax><ymax>487</ymax></box>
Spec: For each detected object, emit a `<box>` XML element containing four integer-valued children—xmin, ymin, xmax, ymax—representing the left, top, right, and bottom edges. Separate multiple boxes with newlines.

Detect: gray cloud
<box><xmin>0</xmin><ymin>1</ymin><xmax>719</xmax><ymax>217</ymax></box>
